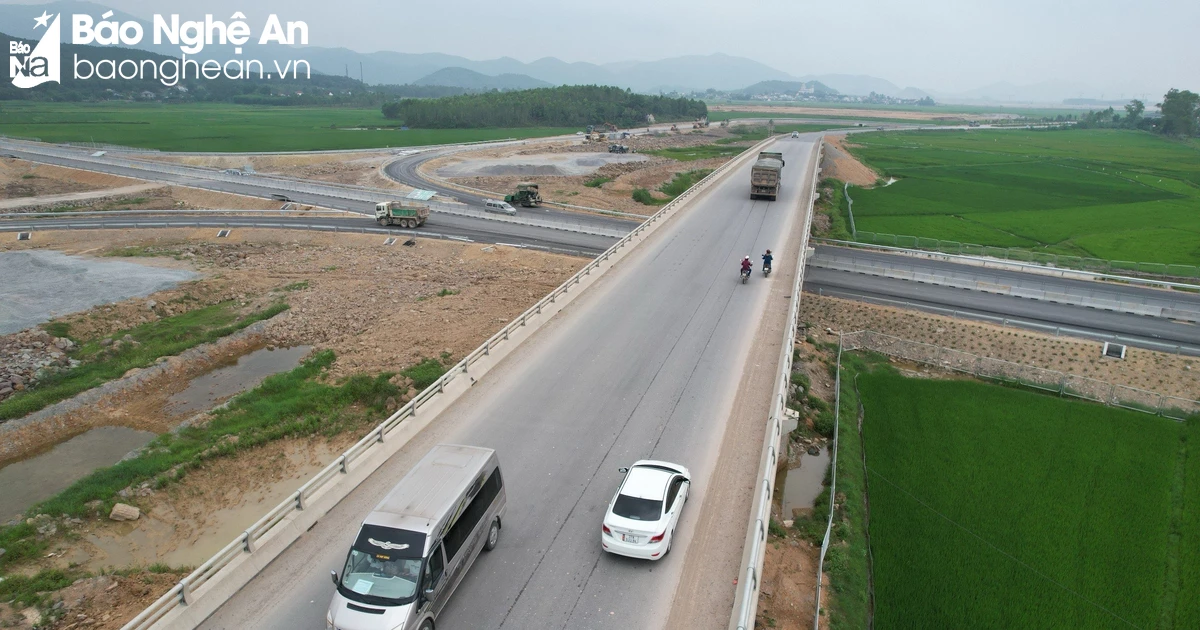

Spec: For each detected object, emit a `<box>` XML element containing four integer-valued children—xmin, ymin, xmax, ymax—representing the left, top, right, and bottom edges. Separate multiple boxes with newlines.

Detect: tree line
<box><xmin>382</xmin><ymin>85</ymin><xmax>708</xmax><ymax>128</ymax></box>
<box><xmin>1072</xmin><ymin>88</ymin><xmax>1200</xmax><ymax>137</ymax></box>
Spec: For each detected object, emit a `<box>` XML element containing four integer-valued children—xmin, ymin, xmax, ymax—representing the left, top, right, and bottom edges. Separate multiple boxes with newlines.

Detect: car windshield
<box><xmin>612</xmin><ymin>494</ymin><xmax>663</xmax><ymax>521</ymax></box>
<box><xmin>340</xmin><ymin>549</ymin><xmax>422</xmax><ymax>605</ymax></box>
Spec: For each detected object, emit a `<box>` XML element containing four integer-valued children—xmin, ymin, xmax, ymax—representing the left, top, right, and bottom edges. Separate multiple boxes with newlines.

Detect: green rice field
<box><xmin>857</xmin><ymin>369</ymin><xmax>1199</xmax><ymax>628</ymax></box>
<box><xmin>845</xmin><ymin>129</ymin><xmax>1200</xmax><ymax>265</ymax></box>
<box><xmin>0</xmin><ymin>102</ymin><xmax>576</xmax><ymax>152</ymax></box>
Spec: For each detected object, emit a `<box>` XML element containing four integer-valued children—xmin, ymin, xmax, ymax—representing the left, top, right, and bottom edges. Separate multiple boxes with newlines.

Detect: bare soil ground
<box><xmin>801</xmin><ymin>294</ymin><xmax>1200</xmax><ymax>398</ymax></box>
<box><xmin>755</xmin><ymin>535</ymin><xmax>826</xmax><ymax>630</ymax></box>
<box><xmin>424</xmin><ymin>132</ymin><xmax>748</xmax><ymax>216</ymax></box>
<box><xmin>0</xmin><ymin>158</ymin><xmax>295</xmax><ymax>212</ymax></box>
<box><xmin>709</xmin><ymin>103</ymin><xmax>992</xmax><ymax>122</ymax></box>
<box><xmin>144</xmin><ymin>152</ymin><xmax>409</xmax><ymax>191</ymax></box>
<box><xmin>0</xmin><ymin>159</ymin><xmax>142</xmax><ymax>199</ymax></box>
<box><xmin>0</xmin><ymin>228</ymin><xmax>583</xmax><ymax>627</ymax></box>
<box><xmin>0</xmin><ymin>570</ymin><xmax>189</xmax><ymax>630</ymax></box>
<box><xmin>821</xmin><ymin>135</ymin><xmax>878</xmax><ymax>186</ymax></box>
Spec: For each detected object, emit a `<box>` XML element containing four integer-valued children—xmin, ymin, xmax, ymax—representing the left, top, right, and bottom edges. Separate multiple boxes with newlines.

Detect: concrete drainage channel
<box><xmin>122</xmin><ymin>136</ymin><xmax>778</xmax><ymax>630</ymax></box>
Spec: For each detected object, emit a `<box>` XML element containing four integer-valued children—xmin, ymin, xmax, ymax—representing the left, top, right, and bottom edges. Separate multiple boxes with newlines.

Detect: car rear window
<box><xmin>613</xmin><ymin>495</ymin><xmax>662</xmax><ymax>521</ymax></box>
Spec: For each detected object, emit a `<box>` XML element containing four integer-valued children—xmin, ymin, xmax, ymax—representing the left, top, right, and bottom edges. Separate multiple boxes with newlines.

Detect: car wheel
<box><xmin>418</xmin><ymin>620</ymin><xmax>434</xmax><ymax>630</ymax></box>
<box><xmin>484</xmin><ymin>518</ymin><xmax>500</xmax><ymax>551</ymax></box>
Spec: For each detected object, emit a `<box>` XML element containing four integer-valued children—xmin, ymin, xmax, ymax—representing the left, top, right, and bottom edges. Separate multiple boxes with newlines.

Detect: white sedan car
<box><xmin>601</xmin><ymin>460</ymin><xmax>690</xmax><ymax>560</ymax></box>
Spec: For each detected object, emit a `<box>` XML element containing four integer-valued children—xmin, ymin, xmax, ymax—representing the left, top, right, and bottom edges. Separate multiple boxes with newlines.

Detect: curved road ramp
<box><xmin>126</xmin><ymin>136</ymin><xmax>822</xmax><ymax>630</ymax></box>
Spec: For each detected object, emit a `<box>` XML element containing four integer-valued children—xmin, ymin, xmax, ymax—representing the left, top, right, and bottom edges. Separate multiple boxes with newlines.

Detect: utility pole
<box><xmin>359</xmin><ymin>62</ymin><xmax>364</xmax><ymax>85</ymax></box>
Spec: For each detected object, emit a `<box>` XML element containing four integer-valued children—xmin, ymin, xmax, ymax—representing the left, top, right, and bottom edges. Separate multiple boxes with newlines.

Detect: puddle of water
<box><xmin>776</xmin><ymin>447</ymin><xmax>832</xmax><ymax>520</ymax></box>
<box><xmin>166</xmin><ymin>345</ymin><xmax>312</xmax><ymax>415</ymax></box>
<box><xmin>0</xmin><ymin>427</ymin><xmax>156</xmax><ymax>519</ymax></box>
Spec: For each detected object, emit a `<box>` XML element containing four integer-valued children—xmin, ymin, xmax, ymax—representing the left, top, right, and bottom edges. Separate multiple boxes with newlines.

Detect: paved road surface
<box><xmin>0</xmin><ymin>143</ymin><xmax>633</xmax><ymax>248</ymax></box>
<box><xmin>198</xmin><ymin>136</ymin><xmax>818</xmax><ymax>630</ymax></box>
<box><xmin>0</xmin><ymin>214</ymin><xmax>616</xmax><ymax>257</ymax></box>
<box><xmin>811</xmin><ymin>245</ymin><xmax>1200</xmax><ymax>315</ymax></box>
<box><xmin>805</xmin><ymin>268</ymin><xmax>1200</xmax><ymax>354</ymax></box>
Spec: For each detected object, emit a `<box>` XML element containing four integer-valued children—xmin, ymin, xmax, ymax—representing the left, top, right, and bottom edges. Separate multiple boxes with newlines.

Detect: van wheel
<box><xmin>484</xmin><ymin>518</ymin><xmax>500</xmax><ymax>551</ymax></box>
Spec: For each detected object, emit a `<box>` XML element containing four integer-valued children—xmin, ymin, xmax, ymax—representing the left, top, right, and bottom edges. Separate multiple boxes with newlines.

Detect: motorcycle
<box><xmin>763</xmin><ymin>264</ymin><xmax>772</xmax><ymax>277</ymax></box>
<box><xmin>741</xmin><ymin>267</ymin><xmax>751</xmax><ymax>284</ymax></box>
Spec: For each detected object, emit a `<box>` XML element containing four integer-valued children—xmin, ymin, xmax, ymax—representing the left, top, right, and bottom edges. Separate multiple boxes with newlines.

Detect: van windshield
<box><xmin>338</xmin><ymin>525</ymin><xmax>427</xmax><ymax>606</ymax></box>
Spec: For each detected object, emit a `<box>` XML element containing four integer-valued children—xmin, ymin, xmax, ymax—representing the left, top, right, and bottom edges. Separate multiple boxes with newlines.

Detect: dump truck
<box><xmin>375</xmin><ymin>201</ymin><xmax>430</xmax><ymax>228</ymax></box>
<box><xmin>608</xmin><ymin>144</ymin><xmax>629</xmax><ymax>154</ymax></box>
<box><xmin>750</xmin><ymin>151</ymin><xmax>785</xmax><ymax>201</ymax></box>
<box><xmin>505</xmin><ymin>183</ymin><xmax>542</xmax><ymax>208</ymax></box>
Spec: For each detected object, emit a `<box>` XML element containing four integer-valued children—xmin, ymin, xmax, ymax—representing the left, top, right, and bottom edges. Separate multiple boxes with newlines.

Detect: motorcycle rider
<box><xmin>740</xmin><ymin>255</ymin><xmax>753</xmax><ymax>277</ymax></box>
<box><xmin>762</xmin><ymin>249</ymin><xmax>773</xmax><ymax>273</ymax></box>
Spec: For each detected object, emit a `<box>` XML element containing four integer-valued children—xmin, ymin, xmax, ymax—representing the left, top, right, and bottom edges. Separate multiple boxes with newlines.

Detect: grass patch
<box><xmin>846</xmin><ymin>129</ymin><xmax>1200</xmax><ymax>265</ymax></box>
<box><xmin>0</xmin><ymin>102</ymin><xmax>579</xmax><ymax>152</ymax></box>
<box><xmin>857</xmin><ymin>367</ymin><xmax>1198</xmax><ymax>628</ymax></box>
<box><xmin>280</xmin><ymin>281</ymin><xmax>309</xmax><ymax>292</ymax></box>
<box><xmin>399</xmin><ymin>357</ymin><xmax>450</xmax><ymax>390</ymax></box>
<box><xmin>631</xmin><ymin>187</ymin><xmax>664</xmax><ymax>206</ymax></box>
<box><xmin>0</xmin><ymin>301</ymin><xmax>289</xmax><ymax>421</ymax></box>
<box><xmin>812</xmin><ymin>178</ymin><xmax>854</xmax><ymax>241</ymax></box>
<box><xmin>40</xmin><ymin>321</ymin><xmax>72</xmax><ymax>340</ymax></box>
<box><xmin>584</xmin><ymin>176</ymin><xmax>613</xmax><ymax>188</ymax></box>
<box><xmin>0</xmin><ymin>350</ymin><xmax>404</xmax><ymax>570</ymax></box>
<box><xmin>103</xmin><ymin>245</ymin><xmax>169</xmax><ymax>258</ymax></box>
<box><xmin>658</xmin><ymin>169</ymin><xmax>712</xmax><ymax>197</ymax></box>
<box><xmin>0</xmin><ymin>568</ymin><xmax>80</xmax><ymax>608</ymax></box>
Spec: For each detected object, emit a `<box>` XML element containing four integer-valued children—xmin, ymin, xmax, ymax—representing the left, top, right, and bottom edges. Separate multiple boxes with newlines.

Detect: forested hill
<box><xmin>381</xmin><ymin>85</ymin><xmax>708</xmax><ymax>128</ymax></box>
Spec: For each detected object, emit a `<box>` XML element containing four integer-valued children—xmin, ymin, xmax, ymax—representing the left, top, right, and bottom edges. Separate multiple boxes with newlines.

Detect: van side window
<box><xmin>425</xmin><ymin>544</ymin><xmax>445</xmax><ymax>592</ymax></box>
<box><xmin>443</xmin><ymin>467</ymin><xmax>503</xmax><ymax>561</ymax></box>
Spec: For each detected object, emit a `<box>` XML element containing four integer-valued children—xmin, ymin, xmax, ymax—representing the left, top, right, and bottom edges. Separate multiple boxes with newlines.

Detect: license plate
<box><xmin>622</xmin><ymin>534</ymin><xmax>640</xmax><ymax>544</ymax></box>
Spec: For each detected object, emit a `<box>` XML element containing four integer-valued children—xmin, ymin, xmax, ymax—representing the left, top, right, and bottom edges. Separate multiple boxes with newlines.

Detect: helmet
<box><xmin>743</xmin><ymin>256</ymin><xmax>750</xmax><ymax>260</ymax></box>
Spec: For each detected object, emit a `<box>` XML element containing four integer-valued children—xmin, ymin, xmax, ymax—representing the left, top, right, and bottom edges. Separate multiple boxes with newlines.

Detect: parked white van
<box><xmin>483</xmin><ymin>199</ymin><xmax>517</xmax><ymax>215</ymax></box>
<box><xmin>327</xmin><ymin>444</ymin><xmax>505</xmax><ymax>630</ymax></box>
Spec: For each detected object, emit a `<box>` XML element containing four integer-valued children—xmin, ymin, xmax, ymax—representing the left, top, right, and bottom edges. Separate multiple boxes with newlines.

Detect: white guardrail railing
<box><xmin>0</xmin><ymin>140</ymin><xmax>630</xmax><ymax>239</ymax></box>
<box><xmin>729</xmin><ymin>140</ymin><xmax>823</xmax><ymax>630</ymax></box>
<box><xmin>121</xmin><ymin>135</ymin><xmax>779</xmax><ymax>630</ymax></box>
<box><xmin>808</xmin><ymin>256</ymin><xmax>1200</xmax><ymax>323</ymax></box>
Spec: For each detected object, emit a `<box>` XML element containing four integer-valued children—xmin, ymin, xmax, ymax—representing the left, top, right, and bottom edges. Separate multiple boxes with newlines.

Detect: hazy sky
<box><xmin>8</xmin><ymin>0</ymin><xmax>1198</xmax><ymax>96</ymax></box>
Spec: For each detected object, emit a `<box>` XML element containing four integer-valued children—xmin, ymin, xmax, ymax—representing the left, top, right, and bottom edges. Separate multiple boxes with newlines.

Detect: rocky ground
<box><xmin>0</xmin><ymin>330</ymin><xmax>77</xmax><ymax>403</ymax></box>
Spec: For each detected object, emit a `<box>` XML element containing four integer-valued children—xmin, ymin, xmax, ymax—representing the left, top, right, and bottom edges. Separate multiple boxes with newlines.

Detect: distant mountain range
<box><xmin>1</xmin><ymin>0</ymin><xmax>1139</xmax><ymax>104</ymax></box>
<box><xmin>412</xmin><ymin>68</ymin><xmax>551</xmax><ymax>91</ymax></box>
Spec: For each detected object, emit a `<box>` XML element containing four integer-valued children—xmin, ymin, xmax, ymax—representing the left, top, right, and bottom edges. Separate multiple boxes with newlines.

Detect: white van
<box><xmin>327</xmin><ymin>445</ymin><xmax>505</xmax><ymax>630</ymax></box>
<box><xmin>483</xmin><ymin>199</ymin><xmax>517</xmax><ymax>215</ymax></box>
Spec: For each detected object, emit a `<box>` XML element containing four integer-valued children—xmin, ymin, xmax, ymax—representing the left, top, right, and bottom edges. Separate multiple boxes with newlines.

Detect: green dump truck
<box><xmin>504</xmin><ymin>182</ymin><xmax>543</xmax><ymax>208</ymax></box>
<box><xmin>750</xmin><ymin>151</ymin><xmax>785</xmax><ymax>201</ymax></box>
<box><xmin>375</xmin><ymin>201</ymin><xmax>430</xmax><ymax>228</ymax></box>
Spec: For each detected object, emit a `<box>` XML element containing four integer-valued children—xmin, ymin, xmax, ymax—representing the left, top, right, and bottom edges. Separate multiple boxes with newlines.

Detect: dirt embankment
<box><xmin>0</xmin><ymin>158</ymin><xmax>291</xmax><ymax>212</ymax></box>
<box><xmin>424</xmin><ymin>131</ymin><xmax>750</xmax><ymax>215</ymax></box>
<box><xmin>821</xmin><ymin>135</ymin><xmax>878</xmax><ymax>187</ymax></box>
<box><xmin>144</xmin><ymin>152</ymin><xmax>408</xmax><ymax>191</ymax></box>
<box><xmin>801</xmin><ymin>294</ymin><xmax>1200</xmax><ymax>398</ymax></box>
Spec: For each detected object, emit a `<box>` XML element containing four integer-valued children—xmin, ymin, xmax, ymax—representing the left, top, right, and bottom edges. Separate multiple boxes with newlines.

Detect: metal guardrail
<box><xmin>812</xmin><ymin>337</ymin><xmax>844</xmax><ymax>629</ymax></box>
<box><xmin>810</xmin><ymin>288</ymin><xmax>1200</xmax><ymax>358</ymax></box>
<box><xmin>730</xmin><ymin>140</ymin><xmax>823</xmax><ymax>630</ymax></box>
<box><xmin>808</xmin><ymin>255</ymin><xmax>1200</xmax><ymax>323</ymax></box>
<box><xmin>0</xmin><ymin>140</ymin><xmax>629</xmax><ymax>239</ymax></box>
<box><xmin>851</xmin><ymin>231</ymin><xmax>1200</xmax><ymax>281</ymax></box>
<box><xmin>121</xmin><ymin>134</ymin><xmax>777</xmax><ymax>630</ymax></box>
